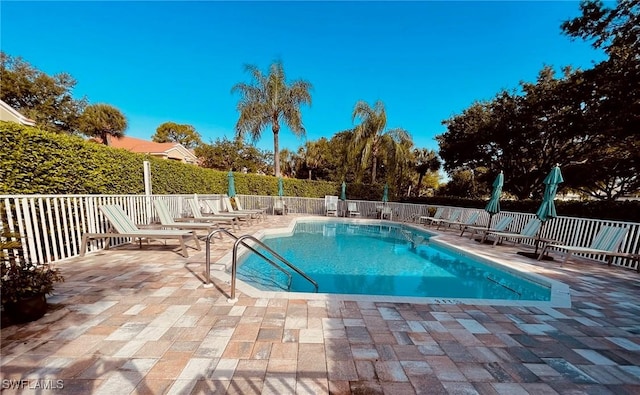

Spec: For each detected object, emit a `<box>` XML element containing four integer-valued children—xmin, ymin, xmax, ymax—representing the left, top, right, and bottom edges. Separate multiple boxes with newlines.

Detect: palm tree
<box><xmin>232</xmin><ymin>61</ymin><xmax>312</xmax><ymax>177</ymax></box>
<box><xmin>350</xmin><ymin>100</ymin><xmax>411</xmax><ymax>184</ymax></box>
<box><xmin>79</xmin><ymin>104</ymin><xmax>127</xmax><ymax>146</ymax></box>
<box><xmin>413</xmin><ymin>148</ymin><xmax>441</xmax><ymax>196</ymax></box>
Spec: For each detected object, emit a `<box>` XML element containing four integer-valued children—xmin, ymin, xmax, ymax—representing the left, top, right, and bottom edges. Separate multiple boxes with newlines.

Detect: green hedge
<box><xmin>3</xmin><ymin>122</ymin><xmax>637</xmax><ymax>222</ymax></box>
<box><xmin>402</xmin><ymin>196</ymin><xmax>640</xmax><ymax>223</ymax></box>
<box><xmin>0</xmin><ymin>122</ymin><xmax>346</xmax><ymax>197</ymax></box>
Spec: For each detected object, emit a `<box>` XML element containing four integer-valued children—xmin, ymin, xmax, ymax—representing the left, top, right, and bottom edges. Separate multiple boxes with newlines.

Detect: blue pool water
<box><xmin>235</xmin><ymin>221</ymin><xmax>551</xmax><ymax>301</ymax></box>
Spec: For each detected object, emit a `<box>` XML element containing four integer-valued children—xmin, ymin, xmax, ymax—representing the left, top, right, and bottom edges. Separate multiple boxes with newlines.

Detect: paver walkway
<box><xmin>1</xmin><ymin>215</ymin><xmax>639</xmax><ymax>394</ymax></box>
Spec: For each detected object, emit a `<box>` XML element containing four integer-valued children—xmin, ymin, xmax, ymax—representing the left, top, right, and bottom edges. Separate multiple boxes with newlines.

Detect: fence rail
<box><xmin>1</xmin><ymin>194</ymin><xmax>638</xmax><ymax>271</ymax></box>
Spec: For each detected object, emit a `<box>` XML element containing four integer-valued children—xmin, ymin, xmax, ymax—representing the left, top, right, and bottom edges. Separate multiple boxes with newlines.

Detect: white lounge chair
<box><xmin>419</xmin><ymin>207</ymin><xmax>444</xmax><ymax>226</ymax></box>
<box><xmin>461</xmin><ymin>216</ymin><xmax>513</xmax><ymax>239</ymax></box>
<box><xmin>203</xmin><ymin>200</ymin><xmax>253</xmax><ymax>224</ymax></box>
<box><xmin>234</xmin><ymin>198</ymin><xmax>267</xmax><ymax>218</ymax></box>
<box><xmin>185</xmin><ymin>198</ymin><xmax>240</xmax><ymax>231</ymax></box>
<box><xmin>433</xmin><ymin>209</ymin><xmax>462</xmax><ymax>229</ymax></box>
<box><xmin>484</xmin><ymin>218</ymin><xmax>541</xmax><ymax>247</ymax></box>
<box><xmin>438</xmin><ymin>211</ymin><xmax>480</xmax><ymax>231</ymax></box>
<box><xmin>154</xmin><ymin>200</ymin><xmax>227</xmax><ymax>237</ymax></box>
<box><xmin>539</xmin><ymin>225</ymin><xmax>629</xmax><ymax>265</ymax></box>
<box><xmin>80</xmin><ymin>205</ymin><xmax>200</xmax><ymax>258</ymax></box>
<box><xmin>223</xmin><ymin>196</ymin><xmax>265</xmax><ymax>221</ymax></box>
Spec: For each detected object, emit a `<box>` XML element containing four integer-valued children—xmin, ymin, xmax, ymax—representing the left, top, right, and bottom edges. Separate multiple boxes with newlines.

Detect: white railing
<box><xmin>1</xmin><ymin>194</ymin><xmax>638</xmax><ymax>271</ymax></box>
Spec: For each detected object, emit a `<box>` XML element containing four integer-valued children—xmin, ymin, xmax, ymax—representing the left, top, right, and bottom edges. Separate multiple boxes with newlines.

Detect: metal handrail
<box><xmin>230</xmin><ymin>235</ymin><xmax>319</xmax><ymax>301</ymax></box>
<box><xmin>204</xmin><ymin>229</ymin><xmax>318</xmax><ymax>301</ymax></box>
<box><xmin>205</xmin><ymin>229</ymin><xmax>292</xmax><ymax>290</ymax></box>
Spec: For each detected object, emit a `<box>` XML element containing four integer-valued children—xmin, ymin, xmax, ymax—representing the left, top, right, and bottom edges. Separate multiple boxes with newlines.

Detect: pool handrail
<box><xmin>205</xmin><ymin>229</ymin><xmax>319</xmax><ymax>301</ymax></box>
<box><xmin>205</xmin><ymin>228</ymin><xmax>293</xmax><ymax>291</ymax></box>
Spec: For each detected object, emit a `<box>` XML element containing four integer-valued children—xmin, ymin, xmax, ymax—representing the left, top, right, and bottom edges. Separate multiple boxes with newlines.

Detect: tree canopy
<box><xmin>152</xmin><ymin>122</ymin><xmax>203</xmax><ymax>149</ymax></box>
<box><xmin>0</xmin><ymin>52</ymin><xmax>87</xmax><ymax>133</ymax></box>
<box><xmin>231</xmin><ymin>61</ymin><xmax>312</xmax><ymax>177</ymax></box>
<box><xmin>437</xmin><ymin>0</ymin><xmax>639</xmax><ymax>200</ymax></box>
<box><xmin>79</xmin><ymin>104</ymin><xmax>128</xmax><ymax>146</ymax></box>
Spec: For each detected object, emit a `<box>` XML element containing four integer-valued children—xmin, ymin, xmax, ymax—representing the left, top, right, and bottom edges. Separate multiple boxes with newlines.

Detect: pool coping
<box><xmin>211</xmin><ymin>216</ymin><xmax>571</xmax><ymax>308</ymax></box>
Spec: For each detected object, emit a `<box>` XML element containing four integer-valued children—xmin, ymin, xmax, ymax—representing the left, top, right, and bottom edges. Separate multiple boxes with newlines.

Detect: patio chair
<box><xmin>80</xmin><ymin>205</ymin><xmax>200</xmax><ymax>258</ymax></box>
<box><xmin>483</xmin><ymin>218</ymin><xmax>541</xmax><ymax>247</ymax></box>
<box><xmin>273</xmin><ymin>199</ymin><xmax>287</xmax><ymax>215</ymax></box>
<box><xmin>419</xmin><ymin>207</ymin><xmax>445</xmax><ymax>226</ymax></box>
<box><xmin>223</xmin><ymin>196</ymin><xmax>265</xmax><ymax>221</ymax></box>
<box><xmin>437</xmin><ymin>211</ymin><xmax>480</xmax><ymax>231</ymax></box>
<box><xmin>461</xmin><ymin>216</ymin><xmax>513</xmax><ymax>239</ymax></box>
<box><xmin>380</xmin><ymin>206</ymin><xmax>393</xmax><ymax>221</ymax></box>
<box><xmin>539</xmin><ymin>226</ymin><xmax>630</xmax><ymax>266</ymax></box>
<box><xmin>203</xmin><ymin>200</ymin><xmax>254</xmax><ymax>224</ymax></box>
<box><xmin>325</xmin><ymin>196</ymin><xmax>338</xmax><ymax>217</ymax></box>
<box><xmin>432</xmin><ymin>209</ymin><xmax>462</xmax><ymax>229</ymax></box>
<box><xmin>347</xmin><ymin>202</ymin><xmax>361</xmax><ymax>217</ymax></box>
<box><xmin>153</xmin><ymin>200</ymin><xmax>228</xmax><ymax>236</ymax></box>
<box><xmin>185</xmin><ymin>198</ymin><xmax>240</xmax><ymax>231</ymax></box>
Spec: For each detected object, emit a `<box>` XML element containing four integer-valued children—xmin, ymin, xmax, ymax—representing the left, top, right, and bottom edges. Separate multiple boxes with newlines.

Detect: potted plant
<box><xmin>1</xmin><ymin>227</ymin><xmax>64</xmax><ymax>323</ymax></box>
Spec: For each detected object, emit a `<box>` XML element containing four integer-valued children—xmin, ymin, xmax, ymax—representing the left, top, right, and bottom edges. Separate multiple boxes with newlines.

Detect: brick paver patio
<box><xmin>1</xmin><ymin>215</ymin><xmax>639</xmax><ymax>394</ymax></box>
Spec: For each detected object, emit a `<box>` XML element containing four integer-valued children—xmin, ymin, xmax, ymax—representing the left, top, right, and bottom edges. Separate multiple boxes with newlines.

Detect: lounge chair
<box><xmin>80</xmin><ymin>205</ymin><xmax>200</xmax><ymax>258</ymax></box>
<box><xmin>325</xmin><ymin>196</ymin><xmax>338</xmax><ymax>217</ymax></box>
<box><xmin>222</xmin><ymin>196</ymin><xmax>265</xmax><ymax>221</ymax></box>
<box><xmin>437</xmin><ymin>211</ymin><xmax>480</xmax><ymax>231</ymax></box>
<box><xmin>432</xmin><ymin>209</ymin><xmax>462</xmax><ymax>229</ymax></box>
<box><xmin>483</xmin><ymin>218</ymin><xmax>541</xmax><ymax>247</ymax></box>
<box><xmin>461</xmin><ymin>216</ymin><xmax>513</xmax><ymax>239</ymax></box>
<box><xmin>347</xmin><ymin>202</ymin><xmax>360</xmax><ymax>217</ymax></box>
<box><xmin>419</xmin><ymin>207</ymin><xmax>444</xmax><ymax>226</ymax></box>
<box><xmin>203</xmin><ymin>200</ymin><xmax>254</xmax><ymax>224</ymax></box>
<box><xmin>539</xmin><ymin>225</ymin><xmax>629</xmax><ymax>265</ymax></box>
<box><xmin>234</xmin><ymin>198</ymin><xmax>267</xmax><ymax>218</ymax></box>
<box><xmin>153</xmin><ymin>200</ymin><xmax>228</xmax><ymax>236</ymax></box>
<box><xmin>185</xmin><ymin>198</ymin><xmax>240</xmax><ymax>231</ymax></box>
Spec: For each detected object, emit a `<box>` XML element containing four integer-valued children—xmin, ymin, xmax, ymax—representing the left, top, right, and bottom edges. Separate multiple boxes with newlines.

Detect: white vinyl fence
<box><xmin>1</xmin><ymin>194</ymin><xmax>639</xmax><ymax>271</ymax></box>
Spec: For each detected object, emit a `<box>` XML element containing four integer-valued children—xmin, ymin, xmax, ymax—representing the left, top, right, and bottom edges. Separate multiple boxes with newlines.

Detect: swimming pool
<box><xmin>233</xmin><ymin>220</ymin><xmax>552</xmax><ymax>301</ymax></box>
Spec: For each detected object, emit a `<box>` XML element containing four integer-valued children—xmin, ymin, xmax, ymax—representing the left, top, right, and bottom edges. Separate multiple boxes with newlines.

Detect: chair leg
<box><xmin>80</xmin><ymin>234</ymin><xmax>89</xmax><ymax>256</ymax></box>
<box><xmin>179</xmin><ymin>237</ymin><xmax>189</xmax><ymax>258</ymax></box>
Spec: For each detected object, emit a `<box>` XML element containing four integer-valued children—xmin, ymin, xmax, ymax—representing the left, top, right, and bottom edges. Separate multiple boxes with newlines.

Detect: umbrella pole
<box><xmin>487</xmin><ymin>214</ymin><xmax>493</xmax><ymax>230</ymax></box>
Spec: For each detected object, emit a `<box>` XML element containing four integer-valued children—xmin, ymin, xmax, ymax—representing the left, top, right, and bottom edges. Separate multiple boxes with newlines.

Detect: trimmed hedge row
<box><xmin>0</xmin><ymin>122</ymin><xmax>342</xmax><ymax>197</ymax></box>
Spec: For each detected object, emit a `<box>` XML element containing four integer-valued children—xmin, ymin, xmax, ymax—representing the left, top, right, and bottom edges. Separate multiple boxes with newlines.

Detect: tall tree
<box><xmin>560</xmin><ymin>0</ymin><xmax>640</xmax><ymax>198</ymax></box>
<box><xmin>231</xmin><ymin>61</ymin><xmax>312</xmax><ymax>177</ymax></box>
<box><xmin>0</xmin><ymin>52</ymin><xmax>86</xmax><ymax>133</ymax></box>
<box><xmin>350</xmin><ymin>100</ymin><xmax>412</xmax><ymax>184</ymax></box>
<box><xmin>79</xmin><ymin>104</ymin><xmax>128</xmax><ymax>146</ymax></box>
<box><xmin>195</xmin><ymin>137</ymin><xmax>271</xmax><ymax>173</ymax></box>
<box><xmin>152</xmin><ymin>122</ymin><xmax>202</xmax><ymax>149</ymax></box>
<box><xmin>413</xmin><ymin>148</ymin><xmax>441</xmax><ymax>196</ymax></box>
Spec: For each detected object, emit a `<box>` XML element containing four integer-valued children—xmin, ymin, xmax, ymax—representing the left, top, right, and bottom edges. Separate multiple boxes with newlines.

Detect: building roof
<box><xmin>107</xmin><ymin>136</ymin><xmax>198</xmax><ymax>164</ymax></box>
<box><xmin>0</xmin><ymin>99</ymin><xmax>36</xmax><ymax>126</ymax></box>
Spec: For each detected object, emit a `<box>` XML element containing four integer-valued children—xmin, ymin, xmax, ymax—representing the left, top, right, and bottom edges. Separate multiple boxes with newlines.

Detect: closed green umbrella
<box><xmin>340</xmin><ymin>182</ymin><xmax>346</xmax><ymax>201</ymax></box>
<box><xmin>536</xmin><ymin>165</ymin><xmax>563</xmax><ymax>222</ymax></box>
<box><xmin>227</xmin><ymin>171</ymin><xmax>236</xmax><ymax>198</ymax></box>
<box><xmin>278</xmin><ymin>177</ymin><xmax>284</xmax><ymax>197</ymax></box>
<box><xmin>485</xmin><ymin>171</ymin><xmax>504</xmax><ymax>229</ymax></box>
<box><xmin>529</xmin><ymin>165</ymin><xmax>564</xmax><ymax>258</ymax></box>
<box><xmin>382</xmin><ymin>184</ymin><xmax>389</xmax><ymax>203</ymax></box>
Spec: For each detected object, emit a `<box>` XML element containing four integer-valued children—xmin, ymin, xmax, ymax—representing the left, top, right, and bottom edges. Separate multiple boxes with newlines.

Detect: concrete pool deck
<box><xmin>1</xmin><ymin>214</ymin><xmax>639</xmax><ymax>394</ymax></box>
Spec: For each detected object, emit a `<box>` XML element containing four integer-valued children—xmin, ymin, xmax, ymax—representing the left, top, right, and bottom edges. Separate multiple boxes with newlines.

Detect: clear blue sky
<box><xmin>2</xmin><ymin>1</ymin><xmax>604</xmax><ymax>153</ymax></box>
